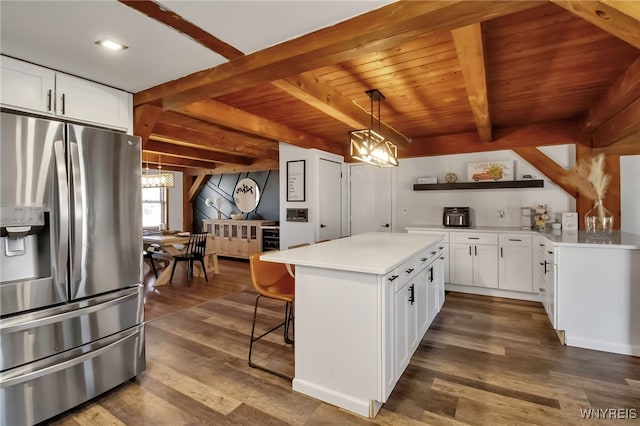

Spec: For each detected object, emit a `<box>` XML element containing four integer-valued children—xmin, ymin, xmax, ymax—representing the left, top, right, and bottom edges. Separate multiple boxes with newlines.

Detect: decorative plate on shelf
<box><xmin>445</xmin><ymin>173</ymin><xmax>457</xmax><ymax>183</ymax></box>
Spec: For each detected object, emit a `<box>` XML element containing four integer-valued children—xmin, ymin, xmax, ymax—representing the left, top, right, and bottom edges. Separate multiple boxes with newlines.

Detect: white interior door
<box><xmin>349</xmin><ymin>164</ymin><xmax>392</xmax><ymax>235</ymax></box>
<box><xmin>318</xmin><ymin>159</ymin><xmax>341</xmax><ymax>241</ymax></box>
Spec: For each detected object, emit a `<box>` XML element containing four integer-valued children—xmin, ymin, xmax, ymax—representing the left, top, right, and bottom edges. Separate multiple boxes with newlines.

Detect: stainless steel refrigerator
<box><xmin>0</xmin><ymin>111</ymin><xmax>145</xmax><ymax>425</ymax></box>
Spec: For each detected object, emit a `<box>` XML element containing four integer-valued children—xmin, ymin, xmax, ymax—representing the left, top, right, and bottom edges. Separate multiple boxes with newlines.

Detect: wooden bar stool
<box><xmin>248</xmin><ymin>252</ymin><xmax>295</xmax><ymax>380</ymax></box>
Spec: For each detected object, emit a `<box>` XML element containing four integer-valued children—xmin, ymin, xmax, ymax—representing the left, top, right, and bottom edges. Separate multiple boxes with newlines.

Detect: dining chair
<box><xmin>248</xmin><ymin>251</ymin><xmax>295</xmax><ymax>380</ymax></box>
<box><xmin>143</xmin><ymin>249</ymin><xmax>158</xmax><ymax>278</ymax></box>
<box><xmin>286</xmin><ymin>242</ymin><xmax>310</xmax><ymax>278</ymax></box>
<box><xmin>169</xmin><ymin>232</ymin><xmax>208</xmax><ymax>285</ymax></box>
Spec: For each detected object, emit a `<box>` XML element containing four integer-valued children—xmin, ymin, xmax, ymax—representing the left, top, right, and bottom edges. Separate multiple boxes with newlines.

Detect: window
<box><xmin>142</xmin><ymin>187</ymin><xmax>167</xmax><ymax>228</ymax></box>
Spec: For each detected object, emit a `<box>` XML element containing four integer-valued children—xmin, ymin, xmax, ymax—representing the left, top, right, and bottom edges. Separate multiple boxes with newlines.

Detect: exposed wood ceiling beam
<box><xmin>134</xmin><ymin>1</ymin><xmax>544</xmax><ymax>108</ymax></box>
<box><xmin>271</xmin><ymin>72</ymin><xmax>409</xmax><ymax>148</ymax></box>
<box><xmin>551</xmin><ymin>1</ymin><xmax>640</xmax><ymax>49</ymax></box>
<box><xmin>188</xmin><ymin>174</ymin><xmax>211</xmax><ymax>202</ymax></box>
<box><xmin>183</xmin><ymin>158</ymin><xmax>281</xmax><ymax>176</ymax></box>
<box><xmin>593</xmin><ymin>132</ymin><xmax>640</xmax><ymax>155</ymax></box>
<box><xmin>151</xmin><ymin>122</ymin><xmax>276</xmax><ymax>158</ymax></box>
<box><xmin>133</xmin><ymin>104</ymin><xmax>162</xmax><ymax>149</ymax></box>
<box><xmin>118</xmin><ymin>0</ymin><xmax>243</xmax><ymax>59</ymax></box>
<box><xmin>172</xmin><ymin>99</ymin><xmax>343</xmax><ymax>154</ymax></box>
<box><xmin>403</xmin><ymin>120</ymin><xmax>588</xmax><ymax>158</ymax></box>
<box><xmin>451</xmin><ymin>22</ymin><xmax>492</xmax><ymax>142</ymax></box>
<box><xmin>580</xmin><ymin>56</ymin><xmax>640</xmax><ymax>131</ymax></box>
<box><xmin>158</xmin><ymin>112</ymin><xmax>280</xmax><ymax>153</ymax></box>
<box><xmin>512</xmin><ymin>147</ymin><xmax>578</xmax><ymax>197</ymax></box>
<box><xmin>142</xmin><ymin>152</ymin><xmax>215</xmax><ymax>170</ymax></box>
<box><xmin>592</xmin><ymin>97</ymin><xmax>640</xmax><ymax>147</ymax></box>
<box><xmin>125</xmin><ymin>1</ymin><xmax>410</xmax><ymax>150</ymax></box>
<box><xmin>145</xmin><ymin>140</ymin><xmax>253</xmax><ymax>165</ymax></box>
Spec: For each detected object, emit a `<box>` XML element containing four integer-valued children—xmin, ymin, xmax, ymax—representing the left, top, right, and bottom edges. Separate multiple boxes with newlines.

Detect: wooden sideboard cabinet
<box><xmin>202</xmin><ymin>219</ymin><xmax>275</xmax><ymax>259</ymax></box>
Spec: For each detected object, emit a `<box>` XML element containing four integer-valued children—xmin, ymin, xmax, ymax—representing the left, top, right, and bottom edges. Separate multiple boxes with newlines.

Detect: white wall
<box><xmin>392</xmin><ymin>146</ymin><xmax>576</xmax><ymax>231</ymax></box>
<box><xmin>278</xmin><ymin>143</ymin><xmax>346</xmax><ymax>249</ymax></box>
<box><xmin>621</xmin><ymin>155</ymin><xmax>640</xmax><ymax>235</ymax></box>
<box><xmin>168</xmin><ymin>171</ymin><xmax>183</xmax><ymax>231</ymax></box>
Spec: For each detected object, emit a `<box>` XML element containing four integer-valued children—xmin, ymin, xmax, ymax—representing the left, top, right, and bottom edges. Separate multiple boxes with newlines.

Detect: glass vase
<box><xmin>584</xmin><ymin>199</ymin><xmax>613</xmax><ymax>235</ymax></box>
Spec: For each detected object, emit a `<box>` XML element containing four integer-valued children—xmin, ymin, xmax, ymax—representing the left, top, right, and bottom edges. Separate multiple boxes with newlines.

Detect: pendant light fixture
<box><xmin>349</xmin><ymin>89</ymin><xmax>398</xmax><ymax>167</ymax></box>
<box><xmin>141</xmin><ymin>155</ymin><xmax>175</xmax><ymax>188</ymax></box>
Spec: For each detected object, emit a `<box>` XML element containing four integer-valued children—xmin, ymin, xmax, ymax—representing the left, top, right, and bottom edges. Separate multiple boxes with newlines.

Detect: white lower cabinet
<box><xmin>450</xmin><ymin>232</ymin><xmax>498</xmax><ymax>288</ymax></box>
<box><xmin>498</xmin><ymin>233</ymin><xmax>533</xmax><ymax>292</ymax></box>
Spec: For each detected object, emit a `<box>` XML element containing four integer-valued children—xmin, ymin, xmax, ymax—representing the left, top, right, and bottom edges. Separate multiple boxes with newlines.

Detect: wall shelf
<box><xmin>413</xmin><ymin>180</ymin><xmax>544</xmax><ymax>191</ymax></box>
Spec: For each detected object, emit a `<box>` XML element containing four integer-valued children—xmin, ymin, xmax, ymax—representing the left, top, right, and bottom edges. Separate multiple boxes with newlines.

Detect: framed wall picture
<box><xmin>467</xmin><ymin>160</ymin><xmax>514</xmax><ymax>182</ymax></box>
<box><xmin>287</xmin><ymin>160</ymin><xmax>306</xmax><ymax>202</ymax></box>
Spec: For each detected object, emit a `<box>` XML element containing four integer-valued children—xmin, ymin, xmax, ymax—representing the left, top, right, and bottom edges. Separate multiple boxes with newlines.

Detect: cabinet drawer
<box><xmin>451</xmin><ymin>232</ymin><xmax>497</xmax><ymax>245</ymax></box>
<box><xmin>499</xmin><ymin>233</ymin><xmax>531</xmax><ymax>247</ymax></box>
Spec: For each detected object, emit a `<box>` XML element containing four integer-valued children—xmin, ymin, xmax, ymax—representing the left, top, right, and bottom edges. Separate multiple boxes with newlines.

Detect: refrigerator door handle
<box><xmin>53</xmin><ymin>141</ymin><xmax>69</xmax><ymax>287</ymax></box>
<box><xmin>69</xmin><ymin>141</ymin><xmax>83</xmax><ymax>288</ymax></box>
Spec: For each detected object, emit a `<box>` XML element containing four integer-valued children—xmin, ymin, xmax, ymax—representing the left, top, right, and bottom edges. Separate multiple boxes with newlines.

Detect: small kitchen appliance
<box><xmin>520</xmin><ymin>207</ymin><xmax>535</xmax><ymax>229</ymax></box>
<box><xmin>443</xmin><ymin>207</ymin><xmax>470</xmax><ymax>227</ymax></box>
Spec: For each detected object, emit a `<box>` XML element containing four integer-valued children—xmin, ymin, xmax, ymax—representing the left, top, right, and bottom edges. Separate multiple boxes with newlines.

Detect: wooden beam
<box><xmin>182</xmin><ymin>157</ymin><xmax>280</xmax><ymax>176</ymax></box>
<box><xmin>145</xmin><ymin>140</ymin><xmax>253</xmax><ymax>165</ymax></box>
<box><xmin>512</xmin><ymin>147</ymin><xmax>578</xmax><ymax>197</ymax></box>
<box><xmin>592</xmin><ymin>97</ymin><xmax>640</xmax><ymax>147</ymax></box>
<box><xmin>451</xmin><ymin>23</ymin><xmax>492</xmax><ymax>142</ymax></box>
<box><xmin>403</xmin><ymin>120</ymin><xmax>589</xmax><ymax>158</ymax></box>
<box><xmin>172</xmin><ymin>99</ymin><xmax>343</xmax><ymax>154</ymax></box>
<box><xmin>142</xmin><ymin>152</ymin><xmax>220</xmax><ymax>169</ymax></box>
<box><xmin>593</xmin><ymin>132</ymin><xmax>640</xmax><ymax>155</ymax></box>
<box><xmin>151</xmin><ymin>121</ymin><xmax>277</xmax><ymax>158</ymax></box>
<box><xmin>188</xmin><ymin>174</ymin><xmax>210</xmax><ymax>203</ymax></box>
<box><xmin>133</xmin><ymin>104</ymin><xmax>162</xmax><ymax>149</ymax></box>
<box><xmin>159</xmin><ymin>112</ymin><xmax>280</xmax><ymax>153</ymax></box>
<box><xmin>271</xmin><ymin>72</ymin><xmax>409</xmax><ymax>149</ymax></box>
<box><xmin>118</xmin><ymin>0</ymin><xmax>244</xmax><ymax>60</ymax></box>
<box><xmin>134</xmin><ymin>1</ymin><xmax>544</xmax><ymax>108</ymax></box>
<box><xmin>551</xmin><ymin>1</ymin><xmax>640</xmax><ymax>49</ymax></box>
<box><xmin>581</xmin><ymin>57</ymin><xmax>640</xmax><ymax>131</ymax></box>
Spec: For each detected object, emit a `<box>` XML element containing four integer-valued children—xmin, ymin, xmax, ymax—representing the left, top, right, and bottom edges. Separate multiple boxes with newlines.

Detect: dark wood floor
<box><xmin>52</xmin><ymin>258</ymin><xmax>640</xmax><ymax>425</ymax></box>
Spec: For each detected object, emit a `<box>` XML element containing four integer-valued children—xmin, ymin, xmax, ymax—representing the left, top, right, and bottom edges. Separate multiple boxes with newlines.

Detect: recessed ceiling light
<box><xmin>95</xmin><ymin>38</ymin><xmax>128</xmax><ymax>51</ymax></box>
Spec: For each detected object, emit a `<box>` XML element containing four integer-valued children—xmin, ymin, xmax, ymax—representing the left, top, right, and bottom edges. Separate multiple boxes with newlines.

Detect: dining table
<box><xmin>143</xmin><ymin>232</ymin><xmax>219</xmax><ymax>286</ymax></box>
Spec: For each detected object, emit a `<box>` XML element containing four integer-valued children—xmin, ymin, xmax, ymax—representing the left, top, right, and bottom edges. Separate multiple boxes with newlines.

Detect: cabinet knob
<box><xmin>388</xmin><ymin>275</ymin><xmax>399</xmax><ymax>282</ymax></box>
<box><xmin>539</xmin><ymin>287</ymin><xmax>545</xmax><ymax>292</ymax></box>
<box><xmin>320</xmin><ymin>224</ymin><xmax>327</xmax><ymax>228</ymax></box>
<box><xmin>405</xmin><ymin>268</ymin><xmax>414</xmax><ymax>274</ymax></box>
<box><xmin>382</xmin><ymin>223</ymin><xmax>390</xmax><ymax>228</ymax></box>
<box><xmin>420</xmin><ymin>257</ymin><xmax>427</xmax><ymax>262</ymax></box>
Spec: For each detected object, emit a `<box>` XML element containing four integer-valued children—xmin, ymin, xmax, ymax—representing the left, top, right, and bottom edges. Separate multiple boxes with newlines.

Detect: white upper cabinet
<box><xmin>1</xmin><ymin>56</ymin><xmax>132</xmax><ymax>133</ymax></box>
<box><xmin>0</xmin><ymin>57</ymin><xmax>55</xmax><ymax>114</ymax></box>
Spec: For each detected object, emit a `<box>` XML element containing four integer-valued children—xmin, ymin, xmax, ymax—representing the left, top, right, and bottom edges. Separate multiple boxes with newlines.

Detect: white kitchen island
<box><xmin>261</xmin><ymin>232</ymin><xmax>445</xmax><ymax>418</ymax></box>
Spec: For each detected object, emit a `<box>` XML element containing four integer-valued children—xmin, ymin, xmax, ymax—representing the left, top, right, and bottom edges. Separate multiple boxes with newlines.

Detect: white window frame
<box><xmin>142</xmin><ymin>187</ymin><xmax>168</xmax><ymax>229</ymax></box>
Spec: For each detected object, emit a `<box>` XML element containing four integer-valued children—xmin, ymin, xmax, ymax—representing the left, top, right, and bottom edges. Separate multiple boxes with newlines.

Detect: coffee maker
<box><xmin>520</xmin><ymin>207</ymin><xmax>534</xmax><ymax>229</ymax></box>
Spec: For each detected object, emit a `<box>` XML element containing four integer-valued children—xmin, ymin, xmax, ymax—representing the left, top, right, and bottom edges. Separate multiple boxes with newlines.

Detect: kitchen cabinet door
<box><xmin>449</xmin><ymin>243</ymin><xmax>474</xmax><ymax>286</ymax></box>
<box><xmin>394</xmin><ymin>279</ymin><xmax>411</xmax><ymax>376</ymax></box>
<box><xmin>474</xmin><ymin>245</ymin><xmax>499</xmax><ymax>288</ymax></box>
<box><xmin>0</xmin><ymin>56</ymin><xmax>55</xmax><ymax>115</ymax></box>
<box><xmin>56</xmin><ymin>73</ymin><xmax>131</xmax><ymax>132</ymax></box>
<box><xmin>499</xmin><ymin>245</ymin><xmax>533</xmax><ymax>292</ymax></box>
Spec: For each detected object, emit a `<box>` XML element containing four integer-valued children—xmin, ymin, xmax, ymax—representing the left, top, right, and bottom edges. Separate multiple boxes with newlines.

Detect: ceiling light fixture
<box><xmin>141</xmin><ymin>155</ymin><xmax>174</xmax><ymax>188</ymax></box>
<box><xmin>349</xmin><ymin>89</ymin><xmax>398</xmax><ymax>167</ymax></box>
<box><xmin>95</xmin><ymin>38</ymin><xmax>128</xmax><ymax>51</ymax></box>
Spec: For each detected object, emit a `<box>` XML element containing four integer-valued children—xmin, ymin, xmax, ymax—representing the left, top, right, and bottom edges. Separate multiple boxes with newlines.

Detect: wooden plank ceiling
<box><xmin>124</xmin><ymin>0</ymin><xmax>640</xmax><ymax>176</ymax></box>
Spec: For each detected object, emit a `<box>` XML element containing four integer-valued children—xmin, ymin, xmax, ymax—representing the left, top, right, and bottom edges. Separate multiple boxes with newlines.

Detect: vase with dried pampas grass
<box><xmin>566</xmin><ymin>153</ymin><xmax>613</xmax><ymax>234</ymax></box>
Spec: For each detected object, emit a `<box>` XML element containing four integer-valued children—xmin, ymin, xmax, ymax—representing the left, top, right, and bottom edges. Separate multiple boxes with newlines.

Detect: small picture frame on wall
<box><xmin>286</xmin><ymin>160</ymin><xmax>306</xmax><ymax>202</ymax></box>
<box><xmin>467</xmin><ymin>160</ymin><xmax>513</xmax><ymax>182</ymax></box>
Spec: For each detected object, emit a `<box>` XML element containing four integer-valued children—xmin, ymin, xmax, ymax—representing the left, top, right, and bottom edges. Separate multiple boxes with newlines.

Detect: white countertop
<box><xmin>260</xmin><ymin>232</ymin><xmax>443</xmax><ymax>275</ymax></box>
<box><xmin>405</xmin><ymin>225</ymin><xmax>640</xmax><ymax>249</ymax></box>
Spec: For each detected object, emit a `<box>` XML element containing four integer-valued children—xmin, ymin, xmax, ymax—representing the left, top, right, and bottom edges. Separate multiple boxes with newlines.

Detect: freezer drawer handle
<box><xmin>0</xmin><ymin>289</ymin><xmax>139</xmax><ymax>333</ymax></box>
<box><xmin>0</xmin><ymin>327</ymin><xmax>140</xmax><ymax>388</ymax></box>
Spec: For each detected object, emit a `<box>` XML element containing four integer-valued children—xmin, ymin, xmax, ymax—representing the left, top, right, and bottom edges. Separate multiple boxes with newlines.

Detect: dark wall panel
<box><xmin>193</xmin><ymin>170</ymin><xmax>279</xmax><ymax>232</ymax></box>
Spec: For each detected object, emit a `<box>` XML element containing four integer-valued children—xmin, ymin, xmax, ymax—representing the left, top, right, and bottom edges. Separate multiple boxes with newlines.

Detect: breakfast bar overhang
<box><xmin>261</xmin><ymin>232</ymin><xmax>445</xmax><ymax>418</ymax></box>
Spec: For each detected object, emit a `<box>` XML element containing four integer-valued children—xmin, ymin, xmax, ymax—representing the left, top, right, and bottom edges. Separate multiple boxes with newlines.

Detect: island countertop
<box><xmin>261</xmin><ymin>232</ymin><xmax>443</xmax><ymax>275</ymax></box>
